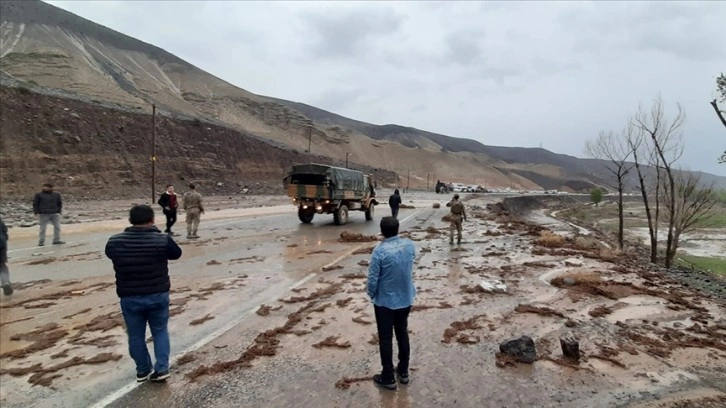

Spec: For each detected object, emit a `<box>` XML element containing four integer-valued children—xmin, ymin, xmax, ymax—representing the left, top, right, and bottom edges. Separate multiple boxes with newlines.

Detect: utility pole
<box><xmin>345</xmin><ymin>153</ymin><xmax>352</xmax><ymax>168</ymax></box>
<box><xmin>307</xmin><ymin>125</ymin><xmax>312</xmax><ymax>156</ymax></box>
<box><xmin>151</xmin><ymin>104</ymin><xmax>156</xmax><ymax>204</ymax></box>
<box><xmin>406</xmin><ymin>168</ymin><xmax>410</xmax><ymax>192</ymax></box>
<box><xmin>427</xmin><ymin>173</ymin><xmax>430</xmax><ymax>190</ymax></box>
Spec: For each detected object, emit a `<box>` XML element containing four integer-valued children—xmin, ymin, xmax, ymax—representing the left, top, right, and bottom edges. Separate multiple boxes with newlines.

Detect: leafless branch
<box><xmin>711</xmin><ymin>99</ymin><xmax>726</xmax><ymax>128</ymax></box>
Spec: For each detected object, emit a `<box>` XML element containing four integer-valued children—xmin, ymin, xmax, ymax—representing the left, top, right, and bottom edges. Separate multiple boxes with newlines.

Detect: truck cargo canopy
<box><xmin>286</xmin><ymin>163</ymin><xmax>367</xmax><ymax>192</ymax></box>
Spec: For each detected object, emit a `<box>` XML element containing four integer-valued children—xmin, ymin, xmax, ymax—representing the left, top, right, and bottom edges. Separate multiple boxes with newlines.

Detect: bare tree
<box><xmin>661</xmin><ymin>172</ymin><xmax>716</xmax><ymax>266</ymax></box>
<box><xmin>633</xmin><ymin>95</ymin><xmax>686</xmax><ymax>268</ymax></box>
<box><xmin>585</xmin><ymin>130</ymin><xmax>633</xmax><ymax>249</ymax></box>
<box><xmin>626</xmin><ymin>124</ymin><xmax>659</xmax><ymax>262</ymax></box>
<box><xmin>711</xmin><ymin>73</ymin><xmax>726</xmax><ymax>163</ymax></box>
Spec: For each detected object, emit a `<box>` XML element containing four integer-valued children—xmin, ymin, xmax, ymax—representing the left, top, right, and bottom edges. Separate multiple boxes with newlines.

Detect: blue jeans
<box><xmin>120</xmin><ymin>292</ymin><xmax>170</xmax><ymax>375</ymax></box>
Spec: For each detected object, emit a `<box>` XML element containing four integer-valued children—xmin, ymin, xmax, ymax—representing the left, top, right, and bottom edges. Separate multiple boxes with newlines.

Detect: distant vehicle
<box><xmin>283</xmin><ymin>163</ymin><xmax>378</xmax><ymax>225</ymax></box>
<box><xmin>451</xmin><ymin>183</ymin><xmax>467</xmax><ymax>192</ymax></box>
<box><xmin>435</xmin><ymin>181</ymin><xmax>452</xmax><ymax>194</ymax></box>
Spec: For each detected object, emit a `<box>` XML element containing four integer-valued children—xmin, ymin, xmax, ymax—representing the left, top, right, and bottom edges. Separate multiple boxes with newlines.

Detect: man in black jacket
<box><xmin>105</xmin><ymin>205</ymin><xmax>182</xmax><ymax>382</ymax></box>
<box><xmin>33</xmin><ymin>183</ymin><xmax>64</xmax><ymax>246</ymax></box>
<box><xmin>388</xmin><ymin>189</ymin><xmax>402</xmax><ymax>219</ymax></box>
<box><xmin>157</xmin><ymin>184</ymin><xmax>179</xmax><ymax>236</ymax></box>
<box><xmin>0</xmin><ymin>217</ymin><xmax>12</xmax><ymax>296</ymax></box>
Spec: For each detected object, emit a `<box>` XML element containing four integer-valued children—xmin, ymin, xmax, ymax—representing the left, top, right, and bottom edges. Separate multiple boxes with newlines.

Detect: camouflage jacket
<box><xmin>183</xmin><ymin>191</ymin><xmax>204</xmax><ymax>211</ymax></box>
<box><xmin>446</xmin><ymin>200</ymin><xmax>466</xmax><ymax>219</ymax></box>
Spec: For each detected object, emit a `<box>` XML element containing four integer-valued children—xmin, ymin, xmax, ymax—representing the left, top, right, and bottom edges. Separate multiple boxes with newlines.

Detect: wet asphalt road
<box><xmin>4</xmin><ymin>193</ymin><xmax>724</xmax><ymax>408</ymax></box>
<box><xmin>0</xmin><ymin>202</ymin><xmax>430</xmax><ymax>408</ymax></box>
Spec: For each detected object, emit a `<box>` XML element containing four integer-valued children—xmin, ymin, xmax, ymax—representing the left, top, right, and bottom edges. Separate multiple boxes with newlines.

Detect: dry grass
<box><xmin>535</xmin><ymin>231</ymin><xmax>566</xmax><ymax>248</ymax></box>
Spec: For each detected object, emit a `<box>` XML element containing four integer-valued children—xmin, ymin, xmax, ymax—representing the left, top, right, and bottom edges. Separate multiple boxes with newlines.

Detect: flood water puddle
<box><xmin>605</xmin><ymin>296</ymin><xmax>669</xmax><ymax>323</ymax></box>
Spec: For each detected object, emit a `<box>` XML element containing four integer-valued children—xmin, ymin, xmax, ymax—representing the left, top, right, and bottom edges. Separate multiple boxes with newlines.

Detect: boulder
<box><xmin>499</xmin><ymin>335</ymin><xmax>537</xmax><ymax>363</ymax></box>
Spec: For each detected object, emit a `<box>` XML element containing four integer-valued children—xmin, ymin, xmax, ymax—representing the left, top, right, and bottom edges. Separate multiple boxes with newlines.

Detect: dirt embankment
<box><xmin>489</xmin><ymin>195</ymin><xmax>589</xmax><ymax>217</ymax></box>
<box><xmin>0</xmin><ymin>85</ymin><xmax>397</xmax><ymax>199</ymax></box>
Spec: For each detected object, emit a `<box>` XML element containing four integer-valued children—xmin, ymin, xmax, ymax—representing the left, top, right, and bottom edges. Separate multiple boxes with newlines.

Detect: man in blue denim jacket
<box><xmin>367</xmin><ymin>216</ymin><xmax>416</xmax><ymax>390</ymax></box>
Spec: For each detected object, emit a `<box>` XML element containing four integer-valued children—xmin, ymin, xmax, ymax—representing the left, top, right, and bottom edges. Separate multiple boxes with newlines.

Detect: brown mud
<box><xmin>338</xmin><ymin>231</ymin><xmax>379</xmax><ymax>243</ymax></box>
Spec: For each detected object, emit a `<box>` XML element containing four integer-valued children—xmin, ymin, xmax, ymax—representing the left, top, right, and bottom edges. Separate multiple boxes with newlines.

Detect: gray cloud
<box><xmin>44</xmin><ymin>1</ymin><xmax>726</xmax><ymax>175</ymax></box>
<box><xmin>445</xmin><ymin>30</ymin><xmax>484</xmax><ymax>66</ymax></box>
<box><xmin>410</xmin><ymin>104</ymin><xmax>427</xmax><ymax>113</ymax></box>
<box><xmin>300</xmin><ymin>8</ymin><xmax>403</xmax><ymax>59</ymax></box>
<box><xmin>311</xmin><ymin>87</ymin><xmax>363</xmax><ymax>112</ymax></box>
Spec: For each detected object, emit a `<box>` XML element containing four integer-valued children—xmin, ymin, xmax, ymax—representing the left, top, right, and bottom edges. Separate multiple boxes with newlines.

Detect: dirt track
<box><xmin>1</xmin><ymin>192</ymin><xmax>725</xmax><ymax>407</ymax></box>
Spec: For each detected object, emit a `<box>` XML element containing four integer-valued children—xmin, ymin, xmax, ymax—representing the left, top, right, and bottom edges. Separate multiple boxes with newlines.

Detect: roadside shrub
<box><xmin>535</xmin><ymin>231</ymin><xmax>566</xmax><ymax>248</ymax></box>
<box><xmin>591</xmin><ymin>188</ymin><xmax>603</xmax><ymax>206</ymax></box>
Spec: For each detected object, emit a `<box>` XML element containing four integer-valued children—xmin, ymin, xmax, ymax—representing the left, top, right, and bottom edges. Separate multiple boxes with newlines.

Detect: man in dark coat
<box><xmin>33</xmin><ymin>183</ymin><xmax>64</xmax><ymax>246</ymax></box>
<box><xmin>105</xmin><ymin>205</ymin><xmax>182</xmax><ymax>382</ymax></box>
<box><xmin>157</xmin><ymin>184</ymin><xmax>179</xmax><ymax>235</ymax></box>
<box><xmin>388</xmin><ymin>189</ymin><xmax>402</xmax><ymax>219</ymax></box>
<box><xmin>0</xmin><ymin>217</ymin><xmax>12</xmax><ymax>296</ymax></box>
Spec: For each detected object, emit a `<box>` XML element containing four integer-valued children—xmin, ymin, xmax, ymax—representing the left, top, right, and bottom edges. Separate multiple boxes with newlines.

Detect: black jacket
<box><xmin>388</xmin><ymin>193</ymin><xmax>402</xmax><ymax>209</ymax></box>
<box><xmin>33</xmin><ymin>191</ymin><xmax>62</xmax><ymax>214</ymax></box>
<box><xmin>0</xmin><ymin>217</ymin><xmax>7</xmax><ymax>263</ymax></box>
<box><xmin>105</xmin><ymin>226</ymin><xmax>182</xmax><ymax>298</ymax></box>
<box><xmin>157</xmin><ymin>192</ymin><xmax>178</xmax><ymax>211</ymax></box>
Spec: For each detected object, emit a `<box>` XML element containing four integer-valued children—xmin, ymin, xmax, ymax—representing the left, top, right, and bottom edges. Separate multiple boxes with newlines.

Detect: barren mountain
<box><xmin>1</xmin><ymin>0</ymin><xmax>723</xmax><ymax>198</ymax></box>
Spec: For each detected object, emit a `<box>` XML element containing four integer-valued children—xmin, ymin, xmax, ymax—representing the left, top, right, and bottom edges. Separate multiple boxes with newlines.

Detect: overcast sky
<box><xmin>48</xmin><ymin>1</ymin><xmax>726</xmax><ymax>175</ymax></box>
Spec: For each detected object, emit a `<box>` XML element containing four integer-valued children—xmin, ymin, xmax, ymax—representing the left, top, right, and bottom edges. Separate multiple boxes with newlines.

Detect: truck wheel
<box><xmin>334</xmin><ymin>205</ymin><xmax>349</xmax><ymax>225</ymax></box>
<box><xmin>365</xmin><ymin>203</ymin><xmax>374</xmax><ymax>221</ymax></box>
<box><xmin>298</xmin><ymin>207</ymin><xmax>314</xmax><ymax>224</ymax></box>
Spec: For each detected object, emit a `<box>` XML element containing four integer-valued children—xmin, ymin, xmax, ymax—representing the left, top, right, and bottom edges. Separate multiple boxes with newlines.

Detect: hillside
<box><xmin>1</xmin><ymin>0</ymin><xmax>724</xmax><ymax>197</ymax></box>
<box><xmin>0</xmin><ymin>85</ymin><xmax>397</xmax><ymax>198</ymax></box>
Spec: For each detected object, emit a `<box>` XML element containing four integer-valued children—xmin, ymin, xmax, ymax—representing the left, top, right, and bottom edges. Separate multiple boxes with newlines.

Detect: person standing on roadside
<box><xmin>0</xmin><ymin>217</ymin><xmax>12</xmax><ymax>296</ymax></box>
<box><xmin>157</xmin><ymin>184</ymin><xmax>179</xmax><ymax>236</ymax></box>
<box><xmin>105</xmin><ymin>205</ymin><xmax>182</xmax><ymax>383</ymax></box>
<box><xmin>388</xmin><ymin>189</ymin><xmax>402</xmax><ymax>219</ymax></box>
<box><xmin>33</xmin><ymin>183</ymin><xmax>64</xmax><ymax>246</ymax></box>
<box><xmin>182</xmin><ymin>183</ymin><xmax>204</xmax><ymax>239</ymax></box>
<box><xmin>367</xmin><ymin>216</ymin><xmax>416</xmax><ymax>390</ymax></box>
<box><xmin>446</xmin><ymin>194</ymin><xmax>467</xmax><ymax>245</ymax></box>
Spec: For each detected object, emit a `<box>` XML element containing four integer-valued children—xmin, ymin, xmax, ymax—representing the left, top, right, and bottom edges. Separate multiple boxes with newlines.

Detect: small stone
<box><xmin>560</xmin><ymin>336</ymin><xmax>580</xmax><ymax>360</ymax></box>
<box><xmin>563</xmin><ymin>277</ymin><xmax>576</xmax><ymax>286</ymax></box>
<box><xmin>52</xmin><ymin>130</ymin><xmax>65</xmax><ymax>136</ymax></box>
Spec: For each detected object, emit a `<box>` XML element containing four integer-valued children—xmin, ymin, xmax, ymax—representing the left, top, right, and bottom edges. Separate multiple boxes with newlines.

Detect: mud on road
<box><xmin>1</xmin><ymin>192</ymin><xmax>725</xmax><ymax>408</ymax></box>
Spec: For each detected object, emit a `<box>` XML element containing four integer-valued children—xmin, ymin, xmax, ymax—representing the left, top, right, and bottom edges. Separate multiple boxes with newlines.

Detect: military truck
<box><xmin>283</xmin><ymin>163</ymin><xmax>378</xmax><ymax>225</ymax></box>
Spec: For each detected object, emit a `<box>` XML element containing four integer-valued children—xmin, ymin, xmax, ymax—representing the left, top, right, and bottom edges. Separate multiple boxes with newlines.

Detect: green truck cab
<box><xmin>283</xmin><ymin>163</ymin><xmax>378</xmax><ymax>225</ymax></box>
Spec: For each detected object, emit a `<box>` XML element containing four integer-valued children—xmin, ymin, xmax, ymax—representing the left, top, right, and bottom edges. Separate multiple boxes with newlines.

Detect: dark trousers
<box><xmin>390</xmin><ymin>207</ymin><xmax>399</xmax><ymax>219</ymax></box>
<box><xmin>374</xmin><ymin>305</ymin><xmax>411</xmax><ymax>381</ymax></box>
<box><xmin>163</xmin><ymin>209</ymin><xmax>177</xmax><ymax>233</ymax></box>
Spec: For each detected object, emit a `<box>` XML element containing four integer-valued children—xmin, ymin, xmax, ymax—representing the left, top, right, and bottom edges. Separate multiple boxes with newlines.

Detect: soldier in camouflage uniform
<box><xmin>446</xmin><ymin>194</ymin><xmax>467</xmax><ymax>244</ymax></box>
<box><xmin>182</xmin><ymin>184</ymin><xmax>205</xmax><ymax>239</ymax></box>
